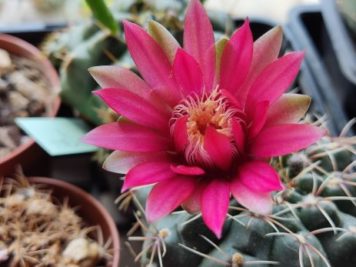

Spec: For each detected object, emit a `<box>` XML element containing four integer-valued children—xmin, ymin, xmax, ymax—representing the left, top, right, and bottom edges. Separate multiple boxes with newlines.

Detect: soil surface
<box><xmin>0</xmin><ymin>48</ymin><xmax>52</xmax><ymax>158</ymax></box>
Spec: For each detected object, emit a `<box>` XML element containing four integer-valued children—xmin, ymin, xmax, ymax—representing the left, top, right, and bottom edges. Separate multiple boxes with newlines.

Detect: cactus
<box><xmin>125</xmin><ymin>127</ymin><xmax>356</xmax><ymax>267</ymax></box>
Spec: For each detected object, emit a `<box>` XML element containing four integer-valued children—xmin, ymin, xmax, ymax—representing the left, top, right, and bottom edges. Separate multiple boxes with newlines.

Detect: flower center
<box><xmin>171</xmin><ymin>88</ymin><xmax>241</xmax><ymax>166</ymax></box>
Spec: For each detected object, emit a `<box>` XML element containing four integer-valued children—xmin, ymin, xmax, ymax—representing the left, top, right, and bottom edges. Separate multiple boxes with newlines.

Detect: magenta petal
<box><xmin>265</xmin><ymin>94</ymin><xmax>311</xmax><ymax>126</ymax></box>
<box><xmin>172</xmin><ymin>116</ymin><xmax>188</xmax><ymax>152</ymax></box>
<box><xmin>173</xmin><ymin>49</ymin><xmax>204</xmax><ymax>95</ymax></box>
<box><xmin>237</xmin><ymin>26</ymin><xmax>283</xmax><ymax>104</ymax></box>
<box><xmin>252</xmin><ymin>26</ymin><xmax>283</xmax><ymax>71</ymax></box>
<box><xmin>95</xmin><ymin>88</ymin><xmax>169</xmax><ymax>132</ymax></box>
<box><xmin>201</xmin><ymin>179</ymin><xmax>230</xmax><ymax>238</ymax></box>
<box><xmin>182</xmin><ymin>185</ymin><xmax>203</xmax><ymax>213</ymax></box>
<box><xmin>148</xmin><ymin>20</ymin><xmax>180</xmax><ymax>64</ymax></box>
<box><xmin>247</xmin><ymin>52</ymin><xmax>304</xmax><ymax>104</ymax></box>
<box><xmin>170</xmin><ymin>164</ymin><xmax>205</xmax><ymax>176</ymax></box>
<box><xmin>122</xmin><ymin>161</ymin><xmax>175</xmax><ymax>192</ymax></box>
<box><xmin>204</xmin><ymin>126</ymin><xmax>234</xmax><ymax>170</ymax></box>
<box><xmin>248</xmin><ymin>101</ymin><xmax>270</xmax><ymax>138</ymax></box>
<box><xmin>250</xmin><ymin>124</ymin><xmax>325</xmax><ymax>157</ymax></box>
<box><xmin>231</xmin><ymin>120</ymin><xmax>245</xmax><ymax>153</ymax></box>
<box><xmin>231</xmin><ymin>179</ymin><xmax>273</xmax><ymax>214</ymax></box>
<box><xmin>123</xmin><ymin>21</ymin><xmax>179</xmax><ymax>104</ymax></box>
<box><xmin>184</xmin><ymin>0</ymin><xmax>215</xmax><ymax>89</ymax></box>
<box><xmin>220</xmin><ymin>20</ymin><xmax>253</xmax><ymax>94</ymax></box>
<box><xmin>146</xmin><ymin>176</ymin><xmax>196</xmax><ymax>221</ymax></box>
<box><xmin>238</xmin><ymin>161</ymin><xmax>284</xmax><ymax>192</ymax></box>
<box><xmin>103</xmin><ymin>151</ymin><xmax>166</xmax><ymax>174</ymax></box>
<box><xmin>89</xmin><ymin>66</ymin><xmax>150</xmax><ymax>98</ymax></box>
<box><xmin>220</xmin><ymin>89</ymin><xmax>243</xmax><ymax>110</ymax></box>
<box><xmin>83</xmin><ymin>122</ymin><xmax>169</xmax><ymax>152</ymax></box>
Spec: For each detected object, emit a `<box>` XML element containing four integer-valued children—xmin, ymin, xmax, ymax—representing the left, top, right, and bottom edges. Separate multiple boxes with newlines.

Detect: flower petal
<box><xmin>214</xmin><ymin>37</ymin><xmax>228</xmax><ymax>85</ymax></box>
<box><xmin>146</xmin><ymin>176</ymin><xmax>196</xmax><ymax>221</ymax></box>
<box><xmin>95</xmin><ymin>88</ymin><xmax>169</xmax><ymax>132</ymax></box>
<box><xmin>184</xmin><ymin>0</ymin><xmax>215</xmax><ymax>89</ymax></box>
<box><xmin>103</xmin><ymin>151</ymin><xmax>166</xmax><ymax>174</ymax></box>
<box><xmin>89</xmin><ymin>65</ymin><xmax>150</xmax><ymax>98</ymax></box>
<box><xmin>231</xmin><ymin>119</ymin><xmax>246</xmax><ymax>154</ymax></box>
<box><xmin>148</xmin><ymin>20</ymin><xmax>180</xmax><ymax>64</ymax></box>
<box><xmin>220</xmin><ymin>20</ymin><xmax>253</xmax><ymax>94</ymax></box>
<box><xmin>250</xmin><ymin>124</ymin><xmax>325</xmax><ymax>157</ymax></box>
<box><xmin>201</xmin><ymin>179</ymin><xmax>230</xmax><ymax>238</ymax></box>
<box><xmin>265</xmin><ymin>94</ymin><xmax>311</xmax><ymax>126</ymax></box>
<box><xmin>122</xmin><ymin>161</ymin><xmax>175</xmax><ymax>192</ymax></box>
<box><xmin>247</xmin><ymin>52</ymin><xmax>304</xmax><ymax>104</ymax></box>
<box><xmin>220</xmin><ymin>89</ymin><xmax>243</xmax><ymax>110</ymax></box>
<box><xmin>83</xmin><ymin>122</ymin><xmax>170</xmax><ymax>152</ymax></box>
<box><xmin>237</xmin><ymin>26</ymin><xmax>283</xmax><ymax>104</ymax></box>
<box><xmin>204</xmin><ymin>126</ymin><xmax>234</xmax><ymax>170</ymax></box>
<box><xmin>231</xmin><ymin>179</ymin><xmax>273</xmax><ymax>214</ymax></box>
<box><xmin>248</xmin><ymin>100</ymin><xmax>269</xmax><ymax>138</ymax></box>
<box><xmin>173</xmin><ymin>49</ymin><xmax>204</xmax><ymax>95</ymax></box>
<box><xmin>182</xmin><ymin>184</ymin><xmax>204</xmax><ymax>213</ymax></box>
<box><xmin>251</xmin><ymin>26</ymin><xmax>283</xmax><ymax>74</ymax></box>
<box><xmin>123</xmin><ymin>20</ymin><xmax>179</xmax><ymax>103</ymax></box>
<box><xmin>238</xmin><ymin>161</ymin><xmax>284</xmax><ymax>192</ymax></box>
<box><xmin>172</xmin><ymin>116</ymin><xmax>188</xmax><ymax>152</ymax></box>
<box><xmin>170</xmin><ymin>164</ymin><xmax>205</xmax><ymax>176</ymax></box>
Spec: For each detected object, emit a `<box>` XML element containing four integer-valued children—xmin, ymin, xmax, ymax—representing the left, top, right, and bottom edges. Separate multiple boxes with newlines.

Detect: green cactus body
<box><xmin>270</xmin><ymin>231</ymin><xmax>327</xmax><ymax>267</ymax></box>
<box><xmin>60</xmin><ymin>30</ymin><xmax>125</xmax><ymax>124</ymax></box>
<box><xmin>318</xmin><ymin>212</ymin><xmax>356</xmax><ymax>267</ymax></box>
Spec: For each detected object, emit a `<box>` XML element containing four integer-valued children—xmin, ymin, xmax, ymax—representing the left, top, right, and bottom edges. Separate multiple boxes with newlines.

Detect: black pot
<box><xmin>321</xmin><ymin>0</ymin><xmax>356</xmax><ymax>85</ymax></box>
<box><xmin>0</xmin><ymin>23</ymin><xmax>66</xmax><ymax>46</ymax></box>
<box><xmin>286</xmin><ymin>5</ymin><xmax>354</xmax><ymax>135</ymax></box>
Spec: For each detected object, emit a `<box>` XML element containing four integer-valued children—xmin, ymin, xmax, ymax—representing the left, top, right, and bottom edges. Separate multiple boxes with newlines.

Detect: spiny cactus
<box><xmin>125</xmin><ymin>124</ymin><xmax>356</xmax><ymax>267</ymax></box>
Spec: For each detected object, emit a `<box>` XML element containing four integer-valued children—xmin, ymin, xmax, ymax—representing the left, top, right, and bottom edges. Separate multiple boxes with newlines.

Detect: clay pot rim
<box><xmin>0</xmin><ymin>33</ymin><xmax>61</xmax><ymax>165</ymax></box>
<box><xmin>28</xmin><ymin>176</ymin><xmax>120</xmax><ymax>267</ymax></box>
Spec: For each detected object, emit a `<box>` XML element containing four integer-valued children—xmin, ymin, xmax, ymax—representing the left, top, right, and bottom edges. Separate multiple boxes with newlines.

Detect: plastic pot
<box><xmin>0</xmin><ymin>34</ymin><xmax>61</xmax><ymax>176</ymax></box>
<box><xmin>286</xmin><ymin>5</ymin><xmax>353</xmax><ymax>135</ymax></box>
<box><xmin>0</xmin><ymin>23</ymin><xmax>66</xmax><ymax>46</ymax></box>
<box><xmin>29</xmin><ymin>177</ymin><xmax>120</xmax><ymax>266</ymax></box>
<box><xmin>321</xmin><ymin>0</ymin><xmax>356</xmax><ymax>85</ymax></box>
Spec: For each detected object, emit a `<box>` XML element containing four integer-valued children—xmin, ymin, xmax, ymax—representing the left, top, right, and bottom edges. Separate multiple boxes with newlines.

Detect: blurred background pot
<box><xmin>321</xmin><ymin>0</ymin><xmax>356</xmax><ymax>86</ymax></box>
<box><xmin>0</xmin><ymin>34</ymin><xmax>60</xmax><ymax>176</ymax></box>
<box><xmin>286</xmin><ymin>5</ymin><xmax>354</xmax><ymax>135</ymax></box>
<box><xmin>29</xmin><ymin>176</ymin><xmax>120</xmax><ymax>267</ymax></box>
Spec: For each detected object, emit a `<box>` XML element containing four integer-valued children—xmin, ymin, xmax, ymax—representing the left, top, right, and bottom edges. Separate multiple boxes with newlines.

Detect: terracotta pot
<box><xmin>0</xmin><ymin>34</ymin><xmax>60</xmax><ymax>176</ymax></box>
<box><xmin>29</xmin><ymin>177</ymin><xmax>120</xmax><ymax>266</ymax></box>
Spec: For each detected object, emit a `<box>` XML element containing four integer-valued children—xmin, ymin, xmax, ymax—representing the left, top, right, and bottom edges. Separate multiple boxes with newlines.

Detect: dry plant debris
<box><xmin>0</xmin><ymin>175</ymin><xmax>112</xmax><ymax>267</ymax></box>
<box><xmin>0</xmin><ymin>48</ymin><xmax>53</xmax><ymax>158</ymax></box>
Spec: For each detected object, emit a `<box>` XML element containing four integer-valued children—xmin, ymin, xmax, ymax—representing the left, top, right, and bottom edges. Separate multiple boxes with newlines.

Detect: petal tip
<box><xmin>88</xmin><ymin>66</ymin><xmax>98</xmax><ymax>75</ymax></box>
<box><xmin>121</xmin><ymin>183</ymin><xmax>129</xmax><ymax>193</ymax></box>
<box><xmin>81</xmin><ymin>132</ymin><xmax>92</xmax><ymax>145</ymax></box>
<box><xmin>212</xmin><ymin>227</ymin><xmax>223</xmax><ymax>239</ymax></box>
<box><xmin>123</xmin><ymin>20</ymin><xmax>141</xmax><ymax>36</ymax></box>
<box><xmin>92</xmin><ymin>89</ymin><xmax>102</xmax><ymax>96</ymax></box>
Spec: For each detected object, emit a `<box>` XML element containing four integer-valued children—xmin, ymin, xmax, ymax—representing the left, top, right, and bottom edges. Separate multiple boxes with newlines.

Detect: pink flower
<box><xmin>84</xmin><ymin>0</ymin><xmax>324</xmax><ymax>238</ymax></box>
